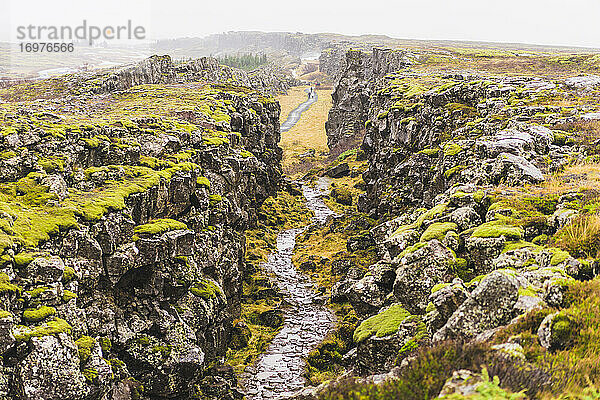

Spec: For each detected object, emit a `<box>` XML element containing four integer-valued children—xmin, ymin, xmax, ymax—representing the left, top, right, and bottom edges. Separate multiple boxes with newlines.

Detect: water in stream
<box><xmin>243</xmin><ymin>178</ymin><xmax>337</xmax><ymax>399</ymax></box>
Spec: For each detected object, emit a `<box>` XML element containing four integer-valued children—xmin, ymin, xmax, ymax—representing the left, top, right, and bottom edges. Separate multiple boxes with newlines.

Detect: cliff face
<box><xmin>324</xmin><ymin>48</ymin><xmax>417</xmax><ymax>150</ymax></box>
<box><xmin>313</xmin><ymin>48</ymin><xmax>599</xmax><ymax>397</ymax></box>
<box><xmin>0</xmin><ymin>56</ymin><xmax>282</xmax><ymax>400</ymax></box>
<box><xmin>359</xmin><ymin>72</ymin><xmax>574</xmax><ymax>217</ymax></box>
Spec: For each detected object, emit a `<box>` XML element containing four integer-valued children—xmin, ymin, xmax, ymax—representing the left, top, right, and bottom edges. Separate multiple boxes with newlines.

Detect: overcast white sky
<box><xmin>1</xmin><ymin>0</ymin><xmax>599</xmax><ymax>48</ymax></box>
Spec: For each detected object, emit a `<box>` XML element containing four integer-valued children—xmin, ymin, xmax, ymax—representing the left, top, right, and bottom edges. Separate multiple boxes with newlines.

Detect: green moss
<box><xmin>420</xmin><ymin>222</ymin><xmax>458</xmax><ymax>242</ymax></box>
<box><xmin>63</xmin><ymin>290</ymin><xmax>77</xmax><ymax>302</ymax></box>
<box><xmin>137</xmin><ymin>335</ymin><xmax>150</xmax><ymax>346</ymax></box>
<box><xmin>518</xmin><ymin>286</ymin><xmax>540</xmax><ymax>297</ymax></box>
<box><xmin>431</xmin><ymin>282</ymin><xmax>451</xmax><ymax>294</ymax></box>
<box><xmin>473</xmin><ymin>189</ymin><xmax>485</xmax><ymax>203</ymax></box>
<box><xmin>38</xmin><ymin>156</ymin><xmax>65</xmax><ymax>173</ymax></box>
<box><xmin>13</xmin><ymin>318</ymin><xmax>72</xmax><ymax>341</ymax></box>
<box><xmin>23</xmin><ymin>306</ymin><xmax>56</xmax><ymax>322</ymax></box>
<box><xmin>418</xmin><ymin>148</ymin><xmax>439</xmax><ymax>157</ymax></box>
<box><xmin>190</xmin><ymin>279</ymin><xmax>222</xmax><ymax>300</ymax></box>
<box><xmin>502</xmin><ymin>240</ymin><xmax>539</xmax><ymax>253</ymax></box>
<box><xmin>397</xmin><ymin>318</ymin><xmax>427</xmax><ymax>358</ymax></box>
<box><xmin>550</xmin><ymin>248</ymin><xmax>571</xmax><ymax>266</ymax></box>
<box><xmin>471</xmin><ymin>220</ymin><xmax>523</xmax><ymax>240</ymax></box>
<box><xmin>337</xmin><ymin>149</ymin><xmax>357</xmax><ymax>161</ymax></box>
<box><xmin>398</xmin><ymin>241</ymin><xmax>428</xmax><ymax>258</ymax></box>
<box><xmin>66</xmin><ymin>163</ymin><xmax>198</xmax><ymax>222</ymax></box>
<box><xmin>196</xmin><ymin>176</ymin><xmax>210</xmax><ymax>188</ymax></box>
<box><xmin>532</xmin><ymin>234</ymin><xmax>549</xmax><ymax>245</ymax></box>
<box><xmin>203</xmin><ymin>136</ymin><xmax>230</xmax><ymax>146</ymax></box>
<box><xmin>551</xmin><ymin>312</ymin><xmax>577</xmax><ymax>346</ymax></box>
<box><xmin>445</xmin><ymin>165</ymin><xmax>467</xmax><ymax>179</ymax></box>
<box><xmin>331</xmin><ymin>187</ymin><xmax>353</xmax><ymax>206</ymax></box>
<box><xmin>391</xmin><ymin>203</ymin><xmax>448</xmax><ymax>238</ymax></box>
<box><xmin>0</xmin><ymin>310</ymin><xmax>13</xmax><ymax>319</ymax></box>
<box><xmin>99</xmin><ymin>337</ymin><xmax>112</xmax><ymax>353</ymax></box>
<box><xmin>353</xmin><ymin>304</ymin><xmax>411</xmax><ymax>342</ymax></box>
<box><xmin>134</xmin><ymin>219</ymin><xmax>188</xmax><ymax>236</ymax></box>
<box><xmin>75</xmin><ymin>336</ymin><xmax>96</xmax><ymax>363</ymax></box>
<box><xmin>82</xmin><ymin>367</ymin><xmax>99</xmax><ymax>383</ymax></box>
<box><xmin>151</xmin><ymin>345</ymin><xmax>172</xmax><ymax>358</ymax></box>
<box><xmin>444</xmin><ymin>142</ymin><xmax>463</xmax><ymax>156</ymax></box>
<box><xmin>80</xmin><ymin>137</ymin><xmax>101</xmax><ymax>148</ymax></box>
<box><xmin>209</xmin><ymin>194</ymin><xmax>223</xmax><ymax>207</ymax></box>
<box><xmin>0</xmin><ymin>151</ymin><xmax>16</xmax><ymax>160</ymax></box>
<box><xmin>62</xmin><ymin>266</ymin><xmax>75</xmax><ymax>282</ymax></box>
<box><xmin>25</xmin><ymin>286</ymin><xmax>49</xmax><ymax>298</ymax></box>
<box><xmin>0</xmin><ymin>273</ymin><xmax>21</xmax><ymax>295</ymax></box>
<box><xmin>13</xmin><ymin>252</ymin><xmax>34</xmax><ymax>267</ymax></box>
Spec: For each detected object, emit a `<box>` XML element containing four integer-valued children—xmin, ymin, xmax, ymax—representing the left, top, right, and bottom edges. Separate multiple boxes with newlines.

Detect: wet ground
<box><xmin>242</xmin><ymin>178</ymin><xmax>336</xmax><ymax>399</ymax></box>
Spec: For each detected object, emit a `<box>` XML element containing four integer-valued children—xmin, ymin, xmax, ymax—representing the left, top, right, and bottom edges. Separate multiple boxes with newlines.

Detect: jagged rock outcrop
<box><xmin>0</xmin><ymin>56</ymin><xmax>283</xmax><ymax>400</ymax></box>
<box><xmin>86</xmin><ymin>55</ymin><xmax>297</xmax><ymax>96</ymax></box>
<box><xmin>357</xmin><ymin>72</ymin><xmax>581</xmax><ymax>218</ymax></box>
<box><xmin>324</xmin><ymin>48</ymin><xmax>417</xmax><ymax>150</ymax></box>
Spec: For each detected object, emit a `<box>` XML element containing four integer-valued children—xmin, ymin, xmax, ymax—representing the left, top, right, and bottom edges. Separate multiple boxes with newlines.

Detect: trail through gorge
<box><xmin>242</xmin><ymin>89</ymin><xmax>336</xmax><ymax>400</ymax></box>
<box><xmin>280</xmin><ymin>88</ymin><xmax>318</xmax><ymax>132</ymax></box>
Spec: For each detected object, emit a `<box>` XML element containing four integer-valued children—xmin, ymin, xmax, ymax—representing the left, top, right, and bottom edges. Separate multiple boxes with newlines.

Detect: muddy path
<box><xmin>242</xmin><ymin>178</ymin><xmax>336</xmax><ymax>399</ymax></box>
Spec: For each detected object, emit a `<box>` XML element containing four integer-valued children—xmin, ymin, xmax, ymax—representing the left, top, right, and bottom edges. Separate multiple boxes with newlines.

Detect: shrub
<box><xmin>317</xmin><ymin>341</ymin><xmax>492</xmax><ymax>400</ymax></box>
<box><xmin>331</xmin><ymin>187</ymin><xmax>352</xmax><ymax>206</ymax></box>
<box><xmin>553</xmin><ymin>215</ymin><xmax>600</xmax><ymax>259</ymax></box>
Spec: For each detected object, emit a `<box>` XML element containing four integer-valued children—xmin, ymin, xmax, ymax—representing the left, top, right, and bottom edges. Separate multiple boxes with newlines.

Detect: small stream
<box><xmin>243</xmin><ymin>178</ymin><xmax>337</xmax><ymax>399</ymax></box>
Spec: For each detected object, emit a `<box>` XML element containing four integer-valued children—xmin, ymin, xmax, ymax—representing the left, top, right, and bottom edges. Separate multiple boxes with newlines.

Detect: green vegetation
<box><xmin>553</xmin><ymin>215</ymin><xmax>600</xmax><ymax>259</ymax></box>
<box><xmin>444</xmin><ymin>142</ymin><xmax>463</xmax><ymax>156</ymax></box>
<box><xmin>190</xmin><ymin>279</ymin><xmax>222</xmax><ymax>300</ymax></box>
<box><xmin>75</xmin><ymin>336</ymin><xmax>96</xmax><ymax>363</ymax></box>
<box><xmin>0</xmin><ymin>272</ymin><xmax>20</xmax><ymax>294</ymax></box>
<box><xmin>353</xmin><ymin>304</ymin><xmax>411</xmax><ymax>342</ymax></box>
<box><xmin>246</xmin><ymin>190</ymin><xmax>314</xmax><ymax>266</ymax></box>
<box><xmin>22</xmin><ymin>306</ymin><xmax>56</xmax><ymax>322</ymax></box>
<box><xmin>443</xmin><ymin>369</ymin><xmax>526</xmax><ymax>399</ymax></box>
<box><xmin>134</xmin><ymin>219</ymin><xmax>188</xmax><ymax>236</ymax></box>
<box><xmin>471</xmin><ymin>220</ymin><xmax>524</xmax><ymax>240</ymax></box>
<box><xmin>62</xmin><ymin>266</ymin><xmax>75</xmax><ymax>282</ymax></box>
<box><xmin>196</xmin><ymin>176</ymin><xmax>210</xmax><ymax>188</ymax></box>
<box><xmin>421</xmin><ymin>222</ymin><xmax>458</xmax><ymax>242</ymax></box>
<box><xmin>216</xmin><ymin>53</ymin><xmax>268</xmax><ymax>71</ymax></box>
<box><xmin>13</xmin><ymin>318</ymin><xmax>72</xmax><ymax>341</ymax></box>
<box><xmin>391</xmin><ymin>203</ymin><xmax>448</xmax><ymax>239</ymax></box>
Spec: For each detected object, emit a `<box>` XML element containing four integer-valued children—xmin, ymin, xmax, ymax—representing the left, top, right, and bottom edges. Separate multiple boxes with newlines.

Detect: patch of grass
<box><xmin>277</xmin><ymin>88</ymin><xmax>332</xmax><ymax>175</ymax></box>
<box><xmin>553</xmin><ymin>215</ymin><xmax>600</xmax><ymax>259</ymax></box>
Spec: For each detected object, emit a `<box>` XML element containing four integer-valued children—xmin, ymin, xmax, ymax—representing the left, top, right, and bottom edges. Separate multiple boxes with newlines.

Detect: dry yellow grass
<box><xmin>495</xmin><ymin>162</ymin><xmax>600</xmax><ymax>198</ymax></box>
<box><xmin>277</xmin><ymin>88</ymin><xmax>332</xmax><ymax>172</ymax></box>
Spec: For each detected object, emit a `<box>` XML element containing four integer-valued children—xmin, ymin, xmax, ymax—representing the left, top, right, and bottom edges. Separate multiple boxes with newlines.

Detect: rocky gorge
<box><xmin>2</xmin><ymin>36</ymin><xmax>600</xmax><ymax>400</ymax></box>
<box><xmin>0</xmin><ymin>54</ymin><xmax>288</xmax><ymax>399</ymax></box>
<box><xmin>289</xmin><ymin>45</ymin><xmax>600</xmax><ymax>399</ymax></box>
